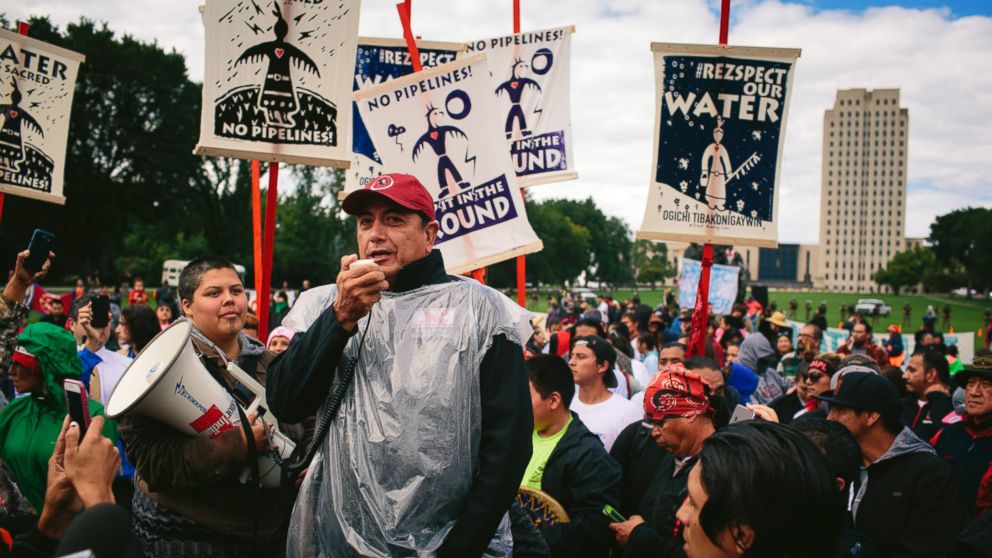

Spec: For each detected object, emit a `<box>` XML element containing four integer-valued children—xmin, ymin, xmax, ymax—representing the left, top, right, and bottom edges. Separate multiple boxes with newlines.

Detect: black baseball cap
<box><xmin>955</xmin><ymin>355</ymin><xmax>992</xmax><ymax>389</ymax></box>
<box><xmin>815</xmin><ymin>372</ymin><xmax>901</xmax><ymax>416</ymax></box>
<box><xmin>572</xmin><ymin>336</ymin><xmax>618</xmax><ymax>388</ymax></box>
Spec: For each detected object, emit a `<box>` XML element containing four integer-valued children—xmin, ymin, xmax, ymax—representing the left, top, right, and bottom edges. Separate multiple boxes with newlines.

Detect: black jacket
<box><xmin>266</xmin><ymin>250</ymin><xmax>533</xmax><ymax>557</ymax></box>
<box><xmin>610</xmin><ymin>420</ymin><xmax>673</xmax><ymax>518</ymax></box>
<box><xmin>900</xmin><ymin>391</ymin><xmax>954</xmax><ymax>442</ymax></box>
<box><xmin>539</xmin><ymin>413</ymin><xmax>621</xmax><ymax>558</ymax></box>
<box><xmin>853</xmin><ymin>428</ymin><xmax>969</xmax><ymax>558</ymax></box>
<box><xmin>769</xmin><ymin>391</ymin><xmax>805</xmax><ymax>425</ymax></box>
<box><xmin>623</xmin><ymin>456</ymin><xmax>693</xmax><ymax>558</ymax></box>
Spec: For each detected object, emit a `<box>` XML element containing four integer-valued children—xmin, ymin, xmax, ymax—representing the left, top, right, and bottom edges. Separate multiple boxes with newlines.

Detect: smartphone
<box><xmin>23</xmin><ymin>229</ymin><xmax>55</xmax><ymax>274</ymax></box>
<box><xmin>63</xmin><ymin>380</ymin><xmax>91</xmax><ymax>440</ymax></box>
<box><xmin>90</xmin><ymin>295</ymin><xmax>111</xmax><ymax>329</ymax></box>
<box><xmin>729</xmin><ymin>404</ymin><xmax>757</xmax><ymax>424</ymax></box>
<box><xmin>603</xmin><ymin>504</ymin><xmax>626</xmax><ymax>523</ymax></box>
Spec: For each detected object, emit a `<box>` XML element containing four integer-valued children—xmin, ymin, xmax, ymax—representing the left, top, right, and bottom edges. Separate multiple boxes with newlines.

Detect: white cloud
<box><xmin>9</xmin><ymin>0</ymin><xmax>992</xmax><ymax>244</ymax></box>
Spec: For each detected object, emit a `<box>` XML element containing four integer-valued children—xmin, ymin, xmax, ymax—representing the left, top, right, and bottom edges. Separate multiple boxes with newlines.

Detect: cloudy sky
<box><xmin>8</xmin><ymin>0</ymin><xmax>991</xmax><ymax>245</ymax></box>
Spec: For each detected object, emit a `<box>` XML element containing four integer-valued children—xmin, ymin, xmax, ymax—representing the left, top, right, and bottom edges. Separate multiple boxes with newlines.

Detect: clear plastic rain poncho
<box><xmin>283</xmin><ymin>277</ymin><xmax>531</xmax><ymax>557</ymax></box>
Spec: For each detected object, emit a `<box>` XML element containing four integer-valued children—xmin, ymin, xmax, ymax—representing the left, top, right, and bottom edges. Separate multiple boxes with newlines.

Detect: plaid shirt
<box><xmin>0</xmin><ymin>295</ymin><xmax>28</xmax><ymax>372</ymax></box>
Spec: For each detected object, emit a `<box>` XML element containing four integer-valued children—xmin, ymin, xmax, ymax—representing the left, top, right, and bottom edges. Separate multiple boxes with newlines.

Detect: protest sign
<box><xmin>0</xmin><ymin>29</ymin><xmax>84</xmax><ymax>205</ymax></box>
<box><xmin>678</xmin><ymin>257</ymin><xmax>740</xmax><ymax>314</ymax></box>
<box><xmin>195</xmin><ymin>0</ymin><xmax>359</xmax><ymax>167</ymax></box>
<box><xmin>465</xmin><ymin>26</ymin><xmax>576</xmax><ymax>186</ymax></box>
<box><xmin>354</xmin><ymin>53</ymin><xmax>543</xmax><ymax>274</ymax></box>
<box><xmin>344</xmin><ymin>38</ymin><xmax>463</xmax><ymax>196</ymax></box>
<box><xmin>637</xmin><ymin>43</ymin><xmax>801</xmax><ymax>247</ymax></box>
<box><xmin>786</xmin><ymin>319</ymin><xmax>976</xmax><ymax>364</ymax></box>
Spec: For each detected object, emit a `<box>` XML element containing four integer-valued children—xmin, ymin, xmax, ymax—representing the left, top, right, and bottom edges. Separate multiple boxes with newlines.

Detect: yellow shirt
<box><xmin>521</xmin><ymin>416</ymin><xmax>572</xmax><ymax>490</ymax></box>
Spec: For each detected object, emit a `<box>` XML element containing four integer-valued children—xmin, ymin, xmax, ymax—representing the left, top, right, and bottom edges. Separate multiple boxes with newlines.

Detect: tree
<box><xmin>929</xmin><ymin>207</ymin><xmax>992</xmax><ymax>296</ymax></box>
<box><xmin>1</xmin><ymin>17</ymin><xmax>231</xmax><ymax>283</ymax></box>
<box><xmin>271</xmin><ymin>166</ymin><xmax>355</xmax><ymax>286</ymax></box>
<box><xmin>489</xmin><ymin>198</ymin><xmax>591</xmax><ymax>288</ymax></box>
<box><xmin>631</xmin><ymin>240</ymin><xmax>672</xmax><ymax>288</ymax></box>
<box><xmin>544</xmin><ymin>198</ymin><xmax>633</xmax><ymax>287</ymax></box>
<box><xmin>873</xmin><ymin>247</ymin><xmax>936</xmax><ymax>294</ymax></box>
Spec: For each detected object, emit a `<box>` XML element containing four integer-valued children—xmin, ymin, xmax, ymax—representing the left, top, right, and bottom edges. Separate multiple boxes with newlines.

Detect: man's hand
<box><xmin>39</xmin><ymin>416</ymin><xmax>81</xmax><ymax>539</ymax></box>
<box><xmin>747</xmin><ymin>403</ymin><xmax>780</xmax><ymax>423</ymax></box>
<box><xmin>64</xmin><ymin>416</ymin><xmax>118</xmax><ymax>508</ymax></box>
<box><xmin>3</xmin><ymin>249</ymin><xmax>54</xmax><ymax>303</ymax></box>
<box><xmin>332</xmin><ymin>254</ymin><xmax>388</xmax><ymax>331</ymax></box>
<box><xmin>240</xmin><ymin>412</ymin><xmax>273</xmax><ymax>455</ymax></box>
<box><xmin>608</xmin><ymin>514</ymin><xmax>645</xmax><ymax>546</ymax></box>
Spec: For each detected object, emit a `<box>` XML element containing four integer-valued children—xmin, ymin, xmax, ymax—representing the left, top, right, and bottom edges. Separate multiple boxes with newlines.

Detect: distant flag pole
<box><xmin>513</xmin><ymin>0</ymin><xmax>527</xmax><ymax>307</ymax></box>
<box><xmin>688</xmin><ymin>0</ymin><xmax>731</xmax><ymax>358</ymax></box>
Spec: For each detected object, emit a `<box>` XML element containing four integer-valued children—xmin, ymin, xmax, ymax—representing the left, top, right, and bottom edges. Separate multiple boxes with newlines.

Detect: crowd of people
<box><xmin>0</xmin><ymin>171</ymin><xmax>990</xmax><ymax>558</ymax></box>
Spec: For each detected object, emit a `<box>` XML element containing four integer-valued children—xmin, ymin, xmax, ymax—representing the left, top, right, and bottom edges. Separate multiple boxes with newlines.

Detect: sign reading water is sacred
<box><xmin>195</xmin><ymin>0</ymin><xmax>359</xmax><ymax>167</ymax></box>
<box><xmin>0</xmin><ymin>29</ymin><xmax>84</xmax><ymax>205</ymax></box>
<box><xmin>465</xmin><ymin>26</ymin><xmax>576</xmax><ymax>186</ymax></box>
<box><xmin>637</xmin><ymin>43</ymin><xmax>800</xmax><ymax>248</ymax></box>
<box><xmin>354</xmin><ymin>53</ymin><xmax>543</xmax><ymax>274</ymax></box>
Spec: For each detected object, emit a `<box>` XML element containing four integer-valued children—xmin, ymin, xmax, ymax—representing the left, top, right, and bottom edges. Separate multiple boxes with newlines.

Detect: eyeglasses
<box><xmin>804</xmin><ymin>371</ymin><xmax>825</xmax><ymax>383</ymax></box>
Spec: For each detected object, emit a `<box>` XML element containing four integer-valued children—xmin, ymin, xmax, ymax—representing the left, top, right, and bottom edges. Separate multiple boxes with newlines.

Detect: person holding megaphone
<box><xmin>117</xmin><ymin>256</ymin><xmax>298</xmax><ymax>558</ymax></box>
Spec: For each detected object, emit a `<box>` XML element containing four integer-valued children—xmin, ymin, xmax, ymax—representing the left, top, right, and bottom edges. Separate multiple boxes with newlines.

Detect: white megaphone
<box><xmin>106</xmin><ymin>320</ymin><xmax>295</xmax><ymax>489</ymax></box>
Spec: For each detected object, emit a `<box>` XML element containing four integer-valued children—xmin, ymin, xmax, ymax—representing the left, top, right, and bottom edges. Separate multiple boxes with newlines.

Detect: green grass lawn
<box><xmin>523</xmin><ymin>287</ymin><xmax>991</xmax><ymax>334</ymax></box>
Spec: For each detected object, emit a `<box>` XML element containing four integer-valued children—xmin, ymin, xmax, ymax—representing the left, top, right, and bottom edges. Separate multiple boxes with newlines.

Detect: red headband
<box><xmin>11</xmin><ymin>348</ymin><xmax>40</xmax><ymax>376</ymax></box>
<box><xmin>644</xmin><ymin>364</ymin><xmax>712</xmax><ymax>422</ymax></box>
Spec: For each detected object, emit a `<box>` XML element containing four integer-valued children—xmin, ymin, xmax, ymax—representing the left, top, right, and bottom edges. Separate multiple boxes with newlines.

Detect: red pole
<box><xmin>0</xmin><ymin>22</ymin><xmax>31</xmax><ymax>223</ymax></box>
<box><xmin>251</xmin><ymin>160</ymin><xmax>263</xmax><ymax>315</ymax></box>
<box><xmin>719</xmin><ymin>0</ymin><xmax>731</xmax><ymax>45</ymax></box>
<box><xmin>398</xmin><ymin>2</ymin><xmax>485</xmax><ymax>288</ymax></box>
<box><xmin>258</xmin><ymin>163</ymin><xmax>278</xmax><ymax>342</ymax></box>
<box><xmin>687</xmin><ymin>0</ymin><xmax>730</xmax><ymax>358</ymax></box>
<box><xmin>513</xmin><ymin>0</ymin><xmax>527</xmax><ymax>307</ymax></box>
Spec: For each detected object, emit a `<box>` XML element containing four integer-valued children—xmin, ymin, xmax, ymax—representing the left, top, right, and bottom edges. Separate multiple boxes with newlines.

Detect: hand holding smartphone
<box><xmin>603</xmin><ymin>504</ymin><xmax>627</xmax><ymax>523</ymax></box>
<box><xmin>23</xmin><ymin>229</ymin><xmax>56</xmax><ymax>274</ymax></box>
<box><xmin>90</xmin><ymin>296</ymin><xmax>111</xmax><ymax>329</ymax></box>
<box><xmin>729</xmin><ymin>404</ymin><xmax>757</xmax><ymax>424</ymax></box>
<box><xmin>63</xmin><ymin>380</ymin><xmax>91</xmax><ymax>440</ymax></box>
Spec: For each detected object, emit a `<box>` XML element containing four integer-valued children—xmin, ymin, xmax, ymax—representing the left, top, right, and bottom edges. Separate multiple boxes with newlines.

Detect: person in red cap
<box><xmin>266</xmin><ymin>173</ymin><xmax>533</xmax><ymax>558</ymax></box>
<box><xmin>609</xmin><ymin>364</ymin><xmax>725</xmax><ymax>558</ymax></box>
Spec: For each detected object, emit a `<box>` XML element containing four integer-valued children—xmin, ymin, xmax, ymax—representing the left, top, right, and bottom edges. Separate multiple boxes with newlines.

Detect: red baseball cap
<box><xmin>342</xmin><ymin>173</ymin><xmax>436</xmax><ymax>220</ymax></box>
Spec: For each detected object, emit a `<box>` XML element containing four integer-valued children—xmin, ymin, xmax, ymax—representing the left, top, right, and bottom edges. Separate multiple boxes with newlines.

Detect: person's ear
<box><xmin>729</xmin><ymin>522</ymin><xmax>755</xmax><ymax>554</ymax></box>
<box><xmin>423</xmin><ymin>220</ymin><xmax>439</xmax><ymax>252</ymax></box>
<box><xmin>181</xmin><ymin>298</ymin><xmax>193</xmax><ymax>319</ymax></box>
<box><xmin>836</xmin><ymin>477</ymin><xmax>847</xmax><ymax>492</ymax></box>
<box><xmin>548</xmin><ymin>392</ymin><xmax>562</xmax><ymax>411</ymax></box>
<box><xmin>865</xmin><ymin>411</ymin><xmax>882</xmax><ymax>428</ymax></box>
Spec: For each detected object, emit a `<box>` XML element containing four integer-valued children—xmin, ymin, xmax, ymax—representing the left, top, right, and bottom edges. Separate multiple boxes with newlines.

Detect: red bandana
<box><xmin>644</xmin><ymin>364</ymin><xmax>712</xmax><ymax>422</ymax></box>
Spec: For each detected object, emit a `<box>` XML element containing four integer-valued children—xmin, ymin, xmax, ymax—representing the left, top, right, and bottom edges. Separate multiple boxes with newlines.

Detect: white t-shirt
<box><xmin>570</xmin><ymin>393</ymin><xmax>644</xmax><ymax>451</ymax></box>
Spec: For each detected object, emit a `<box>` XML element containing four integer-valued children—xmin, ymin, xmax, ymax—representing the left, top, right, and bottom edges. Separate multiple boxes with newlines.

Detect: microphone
<box><xmin>55</xmin><ymin>504</ymin><xmax>142</xmax><ymax>558</ymax></box>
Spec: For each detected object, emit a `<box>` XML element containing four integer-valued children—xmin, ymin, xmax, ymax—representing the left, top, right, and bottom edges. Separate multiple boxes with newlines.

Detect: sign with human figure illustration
<box><xmin>637</xmin><ymin>43</ymin><xmax>801</xmax><ymax>248</ymax></box>
<box><xmin>195</xmin><ymin>0</ymin><xmax>359</xmax><ymax>167</ymax></box>
<box><xmin>465</xmin><ymin>26</ymin><xmax>576</xmax><ymax>186</ymax></box>
<box><xmin>0</xmin><ymin>29</ymin><xmax>84</xmax><ymax>205</ymax></box>
<box><xmin>354</xmin><ymin>53</ymin><xmax>543</xmax><ymax>274</ymax></box>
<box><xmin>344</xmin><ymin>38</ymin><xmax>463</xmax><ymax>195</ymax></box>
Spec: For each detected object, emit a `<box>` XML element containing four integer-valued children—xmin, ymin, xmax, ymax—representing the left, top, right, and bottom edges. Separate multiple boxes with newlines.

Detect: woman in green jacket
<box><xmin>0</xmin><ymin>322</ymin><xmax>117</xmax><ymax>511</ymax></box>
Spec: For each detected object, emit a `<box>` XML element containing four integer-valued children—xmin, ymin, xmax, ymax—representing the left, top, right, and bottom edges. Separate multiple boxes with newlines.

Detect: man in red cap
<box><xmin>609</xmin><ymin>364</ymin><xmax>721</xmax><ymax>558</ymax></box>
<box><xmin>267</xmin><ymin>173</ymin><xmax>533</xmax><ymax>558</ymax></box>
